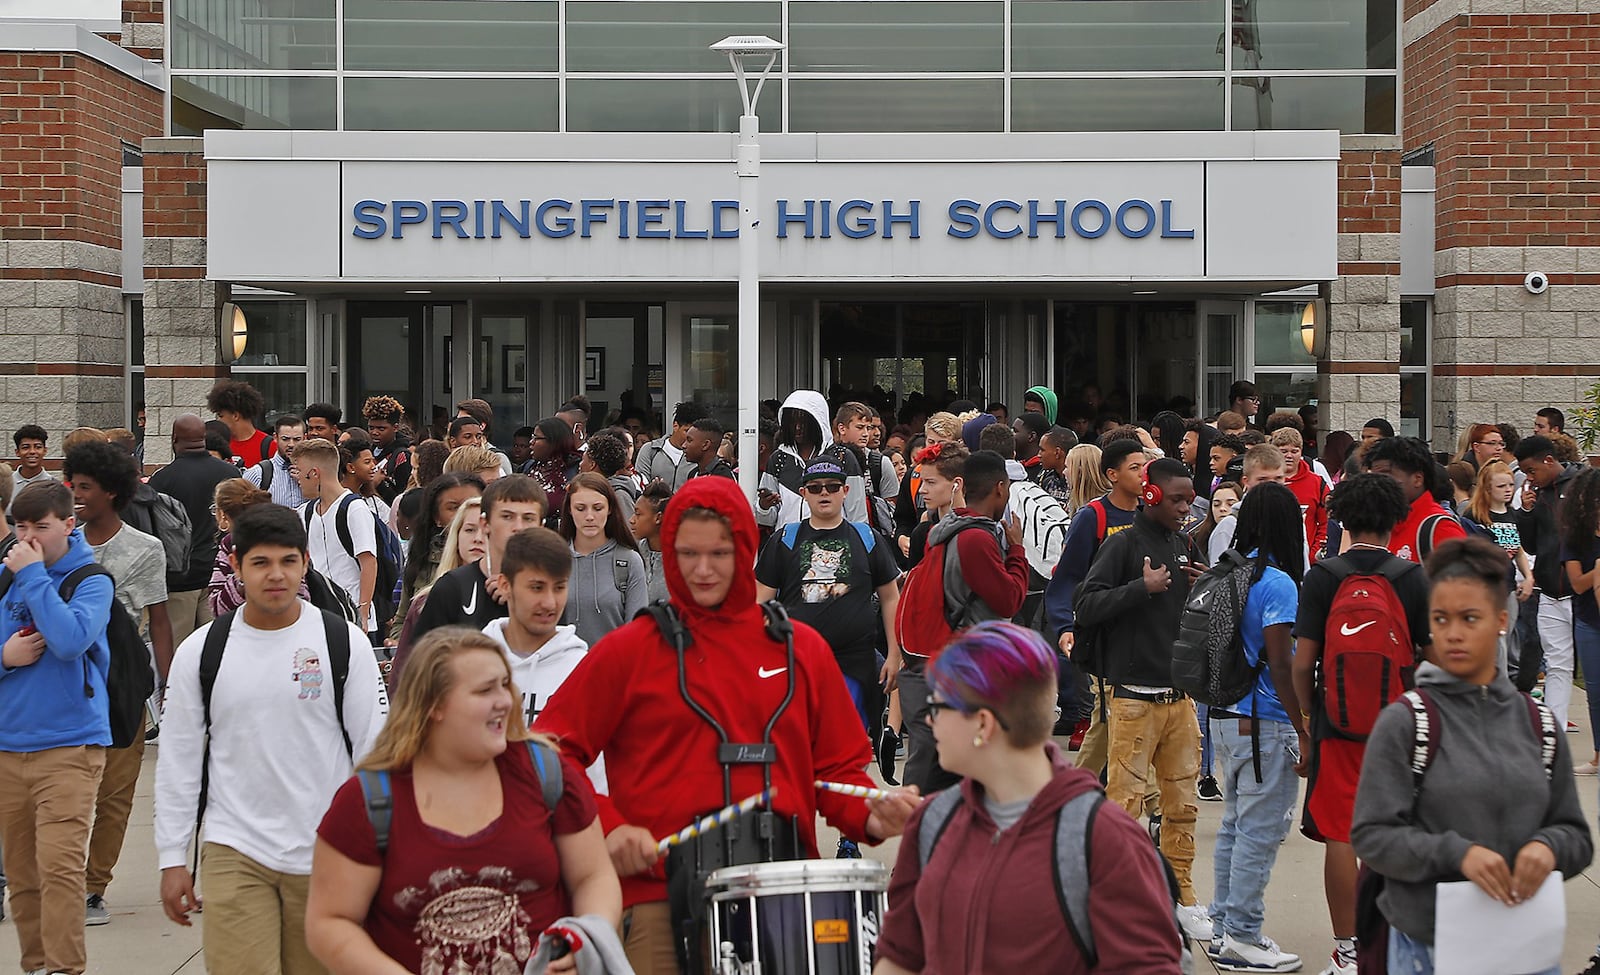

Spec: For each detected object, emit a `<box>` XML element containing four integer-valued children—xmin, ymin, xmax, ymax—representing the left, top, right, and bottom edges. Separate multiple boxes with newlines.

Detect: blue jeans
<box><xmin>1574</xmin><ymin>618</ymin><xmax>1600</xmax><ymax>755</ymax></box>
<box><xmin>1209</xmin><ymin>718</ymin><xmax>1298</xmax><ymax>943</ymax></box>
<box><xmin>1387</xmin><ymin>928</ymin><xmax>1559</xmax><ymax>975</ymax></box>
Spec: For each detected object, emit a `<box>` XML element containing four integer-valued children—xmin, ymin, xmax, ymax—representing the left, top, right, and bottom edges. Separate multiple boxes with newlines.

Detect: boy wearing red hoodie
<box><xmin>534</xmin><ymin>477</ymin><xmax>919</xmax><ymax>975</ymax></box>
<box><xmin>1271</xmin><ymin>427</ymin><xmax>1329</xmax><ymax>561</ymax></box>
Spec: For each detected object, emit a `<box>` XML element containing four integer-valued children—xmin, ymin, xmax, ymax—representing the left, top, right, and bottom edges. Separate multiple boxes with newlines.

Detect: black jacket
<box><xmin>1073</xmin><ymin>513</ymin><xmax>1199</xmax><ymax>688</ymax></box>
<box><xmin>1523</xmin><ymin>462</ymin><xmax>1584</xmax><ymax>597</ymax></box>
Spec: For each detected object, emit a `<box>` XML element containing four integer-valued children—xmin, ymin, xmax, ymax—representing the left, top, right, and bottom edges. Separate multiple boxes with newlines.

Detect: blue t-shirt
<box><xmin>1238</xmin><ymin>560</ymin><xmax>1299</xmax><ymax>723</ymax></box>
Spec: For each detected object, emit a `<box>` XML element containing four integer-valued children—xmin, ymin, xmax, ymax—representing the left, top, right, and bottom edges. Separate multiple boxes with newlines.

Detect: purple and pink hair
<box><xmin>928</xmin><ymin>620</ymin><xmax>1058</xmax><ymax>714</ymax></box>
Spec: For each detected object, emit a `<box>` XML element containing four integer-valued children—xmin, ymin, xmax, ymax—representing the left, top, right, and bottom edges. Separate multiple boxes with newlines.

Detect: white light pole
<box><xmin>711</xmin><ymin>34</ymin><xmax>783</xmax><ymax>505</ymax></box>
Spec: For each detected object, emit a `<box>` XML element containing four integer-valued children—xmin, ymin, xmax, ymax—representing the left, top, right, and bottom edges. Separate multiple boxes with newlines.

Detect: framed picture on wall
<box><xmin>584</xmin><ymin>347</ymin><xmax>605</xmax><ymax>390</ymax></box>
<box><xmin>503</xmin><ymin>345</ymin><xmax>526</xmax><ymax>393</ymax></box>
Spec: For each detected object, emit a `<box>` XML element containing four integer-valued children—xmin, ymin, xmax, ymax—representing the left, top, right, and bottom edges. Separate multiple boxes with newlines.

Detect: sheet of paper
<box><xmin>1434</xmin><ymin>873</ymin><xmax>1565</xmax><ymax>975</ymax></box>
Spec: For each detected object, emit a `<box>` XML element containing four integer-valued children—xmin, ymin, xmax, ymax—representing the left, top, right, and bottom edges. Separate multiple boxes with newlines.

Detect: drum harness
<box><xmin>640</xmin><ymin>600</ymin><xmax>803</xmax><ymax>975</ymax></box>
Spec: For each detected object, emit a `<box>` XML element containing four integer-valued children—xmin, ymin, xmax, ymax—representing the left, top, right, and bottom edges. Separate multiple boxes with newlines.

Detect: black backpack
<box><xmin>300</xmin><ymin>496</ymin><xmax>402</xmax><ymax>629</ymax></box>
<box><xmin>0</xmin><ymin>563</ymin><xmax>153</xmax><ymax>749</ymax></box>
<box><xmin>1171</xmin><ymin>548</ymin><xmax>1258</xmax><ymax>708</ymax></box>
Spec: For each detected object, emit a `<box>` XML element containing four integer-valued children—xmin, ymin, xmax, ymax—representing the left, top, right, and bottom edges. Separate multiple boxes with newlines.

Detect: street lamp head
<box><xmin>710</xmin><ymin>35</ymin><xmax>785</xmax><ymax>54</ymax></box>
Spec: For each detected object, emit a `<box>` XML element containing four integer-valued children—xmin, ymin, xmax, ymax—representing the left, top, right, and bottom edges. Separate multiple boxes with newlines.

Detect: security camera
<box><xmin>1525</xmin><ymin>271</ymin><xmax>1549</xmax><ymax>295</ymax></box>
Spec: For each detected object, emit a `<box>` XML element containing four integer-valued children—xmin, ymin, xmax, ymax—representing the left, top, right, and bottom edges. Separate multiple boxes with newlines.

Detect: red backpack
<box><xmin>897</xmin><ymin>519</ymin><xmax>996</xmax><ymax>661</ymax></box>
<box><xmin>1319</xmin><ymin>555</ymin><xmax>1422</xmax><ymax>741</ymax></box>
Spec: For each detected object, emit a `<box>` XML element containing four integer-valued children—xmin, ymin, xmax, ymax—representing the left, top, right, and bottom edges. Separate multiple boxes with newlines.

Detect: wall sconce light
<box><xmin>1299</xmin><ymin>299</ymin><xmax>1327</xmax><ymax>357</ymax></box>
<box><xmin>220</xmin><ymin>303</ymin><xmax>249</xmax><ymax>364</ymax></box>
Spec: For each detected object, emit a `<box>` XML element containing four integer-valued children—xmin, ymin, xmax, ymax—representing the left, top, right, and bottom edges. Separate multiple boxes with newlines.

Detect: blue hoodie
<box><xmin>0</xmin><ymin>529</ymin><xmax>113</xmax><ymax>751</ymax></box>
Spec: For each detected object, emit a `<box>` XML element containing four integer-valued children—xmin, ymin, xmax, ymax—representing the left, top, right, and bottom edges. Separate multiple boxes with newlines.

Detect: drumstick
<box><xmin>815</xmin><ymin>780</ymin><xmax>896</xmax><ymax>802</ymax></box>
<box><xmin>656</xmin><ymin>788</ymin><xmax>776</xmax><ymax>855</ymax></box>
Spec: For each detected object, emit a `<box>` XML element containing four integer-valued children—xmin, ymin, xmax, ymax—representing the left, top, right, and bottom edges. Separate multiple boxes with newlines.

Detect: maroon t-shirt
<box><xmin>318</xmin><ymin>744</ymin><xmax>597</xmax><ymax>974</ymax></box>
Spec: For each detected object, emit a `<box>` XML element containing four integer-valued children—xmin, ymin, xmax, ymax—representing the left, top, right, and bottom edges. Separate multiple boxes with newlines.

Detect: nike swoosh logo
<box><xmin>1340</xmin><ymin>620</ymin><xmax>1378</xmax><ymax>636</ymax></box>
<box><xmin>758</xmin><ymin>666</ymin><xmax>788</xmax><ymax>679</ymax></box>
<box><xmin>463</xmin><ymin>588</ymin><xmax>478</xmax><ymax>616</ymax></box>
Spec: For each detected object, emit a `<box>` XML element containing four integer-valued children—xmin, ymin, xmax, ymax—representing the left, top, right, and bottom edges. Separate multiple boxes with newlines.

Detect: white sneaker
<box><xmin>1176</xmin><ymin>903</ymin><xmax>1215</xmax><ymax>941</ymax></box>
<box><xmin>1217</xmin><ymin>934</ymin><xmax>1303</xmax><ymax>972</ymax></box>
<box><xmin>1318</xmin><ymin>943</ymin><xmax>1358</xmax><ymax>975</ymax></box>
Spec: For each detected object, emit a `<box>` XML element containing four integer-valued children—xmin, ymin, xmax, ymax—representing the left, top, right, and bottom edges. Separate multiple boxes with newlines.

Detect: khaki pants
<box><xmin>1107</xmin><ymin>694</ymin><xmax>1202</xmax><ymax>905</ymax></box>
<box><xmin>1077</xmin><ymin>681</ymin><xmax>1160</xmax><ymax>816</ymax></box>
<box><xmin>0</xmin><ymin>745</ymin><xmax>107</xmax><ymax>975</ymax></box>
<box><xmin>167</xmin><ymin>588</ymin><xmax>214</xmax><ymax>647</ymax></box>
<box><xmin>622</xmin><ymin>901</ymin><xmax>680</xmax><ymax>975</ymax></box>
<box><xmin>199</xmin><ymin>843</ymin><xmax>326</xmax><ymax>975</ymax></box>
<box><xmin>87</xmin><ymin>714</ymin><xmax>147</xmax><ymax>896</ymax></box>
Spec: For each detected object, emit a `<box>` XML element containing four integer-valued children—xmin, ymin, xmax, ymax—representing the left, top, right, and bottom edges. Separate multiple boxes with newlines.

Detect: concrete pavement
<box><xmin>4</xmin><ymin>688</ymin><xmax>1597</xmax><ymax>974</ymax></box>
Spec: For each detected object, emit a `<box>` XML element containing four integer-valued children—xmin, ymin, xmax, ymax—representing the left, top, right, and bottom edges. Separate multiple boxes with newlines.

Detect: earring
<box><xmin>1498</xmin><ymin>630</ymin><xmax>1507</xmax><ymax>636</ymax></box>
<box><xmin>972</xmin><ymin>735</ymin><xmax>985</xmax><ymax>748</ymax></box>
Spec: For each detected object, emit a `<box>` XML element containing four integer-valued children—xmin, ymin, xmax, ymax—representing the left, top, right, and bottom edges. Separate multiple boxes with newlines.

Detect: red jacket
<box><xmin>1286</xmin><ymin>460</ymin><xmax>1329</xmax><ymax>559</ymax></box>
<box><xmin>877</xmin><ymin>744</ymin><xmax>1184</xmax><ymax>975</ymax></box>
<box><xmin>1389</xmin><ymin>490</ymin><xmax>1466</xmax><ymax>564</ymax></box>
<box><xmin>533</xmin><ymin>477</ymin><xmax>875</xmax><ymax>908</ymax></box>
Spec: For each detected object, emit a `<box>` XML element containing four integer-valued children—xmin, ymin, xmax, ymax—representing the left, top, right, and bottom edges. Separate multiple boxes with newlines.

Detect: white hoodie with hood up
<box><xmin>758</xmin><ymin>389</ymin><xmax>868</xmax><ymax>528</ymax></box>
<box><xmin>481</xmin><ymin>620</ymin><xmax>608</xmax><ymax>793</ymax></box>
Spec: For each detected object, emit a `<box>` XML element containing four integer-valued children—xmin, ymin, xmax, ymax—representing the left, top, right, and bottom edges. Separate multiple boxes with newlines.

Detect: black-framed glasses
<box><xmin>927</xmin><ymin>695</ymin><xmax>1013</xmax><ymax>730</ymax></box>
<box><xmin>803</xmin><ymin>482</ymin><xmax>845</xmax><ymax>495</ymax></box>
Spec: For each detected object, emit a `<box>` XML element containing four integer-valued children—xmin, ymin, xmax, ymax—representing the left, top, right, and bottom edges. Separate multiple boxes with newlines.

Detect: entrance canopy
<box><xmin>205</xmin><ymin>130</ymin><xmax>1338</xmax><ymax>289</ymax></box>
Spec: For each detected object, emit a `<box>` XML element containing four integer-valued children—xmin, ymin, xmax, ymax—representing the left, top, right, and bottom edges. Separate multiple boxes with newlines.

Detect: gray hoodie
<box><xmin>1351</xmin><ymin>662</ymin><xmax>1592</xmax><ymax>943</ymax></box>
<box><xmin>563</xmin><ymin>538</ymin><xmax>648</xmax><ymax>647</ymax></box>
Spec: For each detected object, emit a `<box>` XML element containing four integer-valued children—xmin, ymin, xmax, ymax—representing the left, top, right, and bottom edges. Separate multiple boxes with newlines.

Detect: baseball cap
<box><xmin>802</xmin><ymin>458</ymin><xmax>846</xmax><ymax>484</ymax></box>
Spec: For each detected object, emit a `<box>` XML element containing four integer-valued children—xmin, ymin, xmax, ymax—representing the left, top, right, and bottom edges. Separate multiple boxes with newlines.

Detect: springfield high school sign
<box><xmin>205</xmin><ymin>132</ymin><xmax>1338</xmax><ymax>284</ymax></box>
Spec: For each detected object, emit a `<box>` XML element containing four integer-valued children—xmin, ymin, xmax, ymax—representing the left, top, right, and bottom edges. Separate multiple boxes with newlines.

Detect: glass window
<box><xmin>1231</xmin><ymin>75</ymin><xmax>1396</xmax><ymax>135</ymax></box>
<box><xmin>687</xmin><ymin>313</ymin><xmax>737</xmax><ymax>433</ymax></box>
<box><xmin>1254</xmin><ymin>372</ymin><xmax>1318</xmax><ymax>419</ymax></box>
<box><xmin>1400</xmin><ymin>299</ymin><xmax>1428</xmax><ymax>367</ymax></box>
<box><xmin>343</xmin><ymin>0</ymin><xmax>557</xmax><ymax>72</ymax></box>
<box><xmin>1254</xmin><ymin>301</ymin><xmax>1319</xmax><ymax>367</ymax></box>
<box><xmin>1235</xmin><ymin>0</ymin><xmax>1397</xmax><ymax>71</ymax></box>
<box><xmin>790</xmin><ymin>79</ymin><xmax>1001</xmax><ymax>132</ymax></box>
<box><xmin>566</xmin><ymin>2</ymin><xmax>780</xmax><ymax>73</ymax></box>
<box><xmin>1013</xmin><ymin>78</ymin><xmax>1223</xmax><ymax>132</ymax></box>
<box><xmin>1399</xmin><ymin>372</ymin><xmax>1427</xmax><ymax>440</ymax></box>
<box><xmin>477</xmin><ymin>310</ymin><xmax>531</xmax><ymax>435</ymax></box>
<box><xmin>1012</xmin><ymin>0</ymin><xmax>1225</xmax><ymax>71</ymax></box>
<box><xmin>231</xmin><ymin>372</ymin><xmax>309</xmax><ymax>427</ymax></box>
<box><xmin>345</xmin><ymin>78</ymin><xmax>557</xmax><ymax>131</ymax></box>
<box><xmin>172</xmin><ymin>0</ymin><xmax>336</xmax><ymax>70</ymax></box>
<box><xmin>236</xmin><ymin>301</ymin><xmax>308</xmax><ymax>367</ymax></box>
<box><xmin>567</xmin><ymin>79</ymin><xmax>780</xmax><ymax>132</ymax></box>
<box><xmin>789</xmin><ymin>2</ymin><xmax>1002</xmax><ymax>72</ymax></box>
<box><xmin>172</xmin><ymin>75</ymin><xmax>336</xmax><ymax>132</ymax></box>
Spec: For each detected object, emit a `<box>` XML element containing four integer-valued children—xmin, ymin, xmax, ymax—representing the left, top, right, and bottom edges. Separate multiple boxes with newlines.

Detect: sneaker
<box><xmin>835</xmin><ymin>837</ymin><xmax>862</xmax><ymax>859</ymax></box>
<box><xmin>1198</xmin><ymin>775</ymin><xmax>1223</xmax><ymax>801</ymax></box>
<box><xmin>144</xmin><ymin>723</ymin><xmax>160</xmax><ymax>744</ymax></box>
<box><xmin>1576</xmin><ymin>759</ymin><xmax>1598</xmax><ymax>775</ymax></box>
<box><xmin>1175</xmin><ymin>903</ymin><xmax>1215</xmax><ymax>941</ymax></box>
<box><xmin>876</xmin><ymin>728</ymin><xmax>899</xmax><ymax>787</ymax></box>
<box><xmin>84</xmin><ymin>894</ymin><xmax>110</xmax><ymax>926</ymax></box>
<box><xmin>1148</xmin><ymin>812</ymin><xmax>1162</xmax><ymax>847</ymax></box>
<box><xmin>1575</xmin><ymin>949</ymin><xmax>1600</xmax><ymax>975</ymax></box>
<box><xmin>1568</xmin><ymin>721</ymin><xmax>1581</xmax><ymax>734</ymax></box>
<box><xmin>1317</xmin><ymin>941</ymin><xmax>1357</xmax><ymax>975</ymax></box>
<box><xmin>1217</xmin><ymin>934</ymin><xmax>1302</xmax><ymax>972</ymax></box>
<box><xmin>1206</xmin><ymin>938</ymin><xmax>1225</xmax><ymax>960</ymax></box>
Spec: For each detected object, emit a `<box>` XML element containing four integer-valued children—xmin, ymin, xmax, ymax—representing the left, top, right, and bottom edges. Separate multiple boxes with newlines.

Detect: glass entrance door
<box><xmin>584</xmin><ymin>303</ymin><xmax>665</xmax><ymax>432</ymax></box>
<box><xmin>818</xmin><ymin>301</ymin><xmax>985</xmax><ymax>413</ymax></box>
<box><xmin>1198</xmin><ymin>300</ymin><xmax>1244</xmax><ymax>417</ymax></box>
<box><xmin>348</xmin><ymin>300</ymin><xmax>463</xmax><ymax>437</ymax></box>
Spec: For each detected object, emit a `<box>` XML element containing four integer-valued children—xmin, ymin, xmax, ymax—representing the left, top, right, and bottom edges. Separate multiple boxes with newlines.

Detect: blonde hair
<box><xmin>1064</xmin><ymin>444</ymin><xmax>1108</xmax><ymax>517</ymax></box>
<box><xmin>925</xmin><ymin>411</ymin><xmax>961</xmax><ymax>444</ymax></box>
<box><xmin>436</xmin><ymin>497</ymin><xmax>484</xmax><ymax>579</ymax></box>
<box><xmin>360</xmin><ymin>627</ymin><xmax>554</xmax><ymax>771</ymax></box>
<box><xmin>443</xmin><ymin>445</ymin><xmax>500</xmax><ymax>476</ymax></box>
<box><xmin>294</xmin><ymin>437</ymin><xmax>339</xmax><ymax>472</ymax></box>
<box><xmin>62</xmin><ymin>427</ymin><xmax>107</xmax><ymax>454</ymax></box>
<box><xmin>1269</xmin><ymin>427</ymin><xmax>1303</xmax><ymax>449</ymax></box>
<box><xmin>0</xmin><ymin>462</ymin><xmax>13</xmax><ymax>512</ymax></box>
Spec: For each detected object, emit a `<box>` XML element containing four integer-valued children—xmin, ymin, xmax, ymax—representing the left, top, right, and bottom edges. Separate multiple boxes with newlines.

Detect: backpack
<box><xmin>358</xmin><ymin>738</ymin><xmax>563</xmax><ymax>855</ymax></box>
<box><xmin>917</xmin><ymin>785</ymin><xmax>1193</xmax><ymax>972</ymax></box>
<box><xmin>301</xmin><ymin>496</ymin><xmax>403</xmax><ymax>628</ymax></box>
<box><xmin>253</xmin><ymin>459</ymin><xmax>275</xmax><ymax>492</ymax></box>
<box><xmin>304</xmin><ymin>566</ymin><xmax>361</xmax><ymax>625</ymax></box>
<box><xmin>862</xmin><ymin>449</ymin><xmax>898</xmax><ymax>540</ymax></box>
<box><xmin>612</xmin><ymin>556</ymin><xmax>632</xmax><ymax>596</ymax></box>
<box><xmin>0</xmin><ymin>564</ymin><xmax>155</xmax><ymax>749</ymax></box>
<box><xmin>193</xmin><ymin>607</ymin><xmax>352</xmax><ymax>851</ymax></box>
<box><xmin>1354</xmin><ymin>688</ymin><xmax>1557</xmax><ymax>975</ymax></box>
<box><xmin>896</xmin><ymin>519</ymin><xmax>998</xmax><ymax>659</ymax></box>
<box><xmin>1318</xmin><ymin>555</ymin><xmax>1421</xmax><ymax>741</ymax></box>
<box><xmin>1067</xmin><ymin>503</ymin><xmax>1129</xmax><ymax>679</ymax></box>
<box><xmin>1417</xmin><ymin>511</ymin><xmax>1474</xmax><ymax>560</ymax></box>
<box><xmin>777</xmin><ymin>520</ymin><xmax>877</xmax><ymax>555</ymax></box>
<box><xmin>125</xmin><ymin>486</ymin><xmax>194</xmax><ymax>577</ymax></box>
<box><xmin>1171</xmin><ymin>549</ymin><xmax>1259</xmax><ymax>708</ymax></box>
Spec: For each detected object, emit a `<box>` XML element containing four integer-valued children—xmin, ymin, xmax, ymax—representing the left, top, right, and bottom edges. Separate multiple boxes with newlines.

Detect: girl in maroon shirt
<box><xmin>307</xmin><ymin>627</ymin><xmax>620</xmax><ymax>975</ymax></box>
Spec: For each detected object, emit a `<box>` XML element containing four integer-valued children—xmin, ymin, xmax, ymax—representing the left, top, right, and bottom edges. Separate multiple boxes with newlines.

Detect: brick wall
<box><xmin>122</xmin><ymin>0</ymin><xmax>164</xmax><ymax>60</ymax></box>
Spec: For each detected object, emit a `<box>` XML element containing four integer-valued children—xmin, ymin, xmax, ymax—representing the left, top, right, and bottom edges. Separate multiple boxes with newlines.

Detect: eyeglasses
<box><xmin>1241</xmin><ymin>396</ymin><xmax>1261</xmax><ymax>404</ymax></box>
<box><xmin>1476</xmin><ymin>440</ymin><xmax>1505</xmax><ymax>449</ymax></box>
<box><xmin>803</xmin><ymin>482</ymin><xmax>845</xmax><ymax>495</ymax></box>
<box><xmin>925</xmin><ymin>696</ymin><xmax>962</xmax><ymax>720</ymax></box>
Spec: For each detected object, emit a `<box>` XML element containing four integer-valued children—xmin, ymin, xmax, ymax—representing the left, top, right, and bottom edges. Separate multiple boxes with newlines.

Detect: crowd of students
<box><xmin>0</xmin><ymin>377</ymin><xmax>1596</xmax><ymax>975</ymax></box>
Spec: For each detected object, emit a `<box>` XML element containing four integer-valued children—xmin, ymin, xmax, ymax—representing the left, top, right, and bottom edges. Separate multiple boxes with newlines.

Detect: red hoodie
<box><xmin>1286</xmin><ymin>459</ymin><xmax>1329</xmax><ymax>559</ymax></box>
<box><xmin>877</xmin><ymin>743</ymin><xmax>1183</xmax><ymax>975</ymax></box>
<box><xmin>533</xmin><ymin>477</ymin><xmax>875</xmax><ymax>908</ymax></box>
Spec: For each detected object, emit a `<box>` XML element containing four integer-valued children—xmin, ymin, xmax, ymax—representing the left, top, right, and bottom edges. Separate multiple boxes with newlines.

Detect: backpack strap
<box><xmin>1087</xmin><ymin>498</ymin><xmax>1109</xmax><ymax>544</ymax></box>
<box><xmin>612</xmin><ymin>557</ymin><xmax>631</xmax><ymax>594</ymax></box>
<box><xmin>322</xmin><ymin>609</ymin><xmax>354</xmax><ymax>760</ymax></box>
<box><xmin>58</xmin><ymin>565</ymin><xmax>113</xmax><ymax>699</ymax></box>
<box><xmin>526</xmin><ymin>738</ymin><xmax>565</xmax><ymax>811</ymax></box>
<box><xmin>194</xmin><ymin>610</ymin><xmax>237</xmax><ymax>869</ymax></box>
<box><xmin>357</xmin><ymin>769</ymin><xmax>394</xmax><ymax>856</ymax></box>
<box><xmin>334</xmin><ymin>494</ymin><xmax>359</xmax><ymax>560</ymax></box>
<box><xmin>779</xmin><ymin>521</ymin><xmax>800</xmax><ymax>550</ymax></box>
<box><xmin>638</xmin><ymin>603</ymin><xmax>691</xmax><ymax>653</ymax></box>
<box><xmin>1052</xmin><ymin>791</ymin><xmax>1104</xmax><ymax>967</ymax></box>
<box><xmin>1400</xmin><ymin>689</ymin><xmax>1440</xmax><ymax>798</ymax></box>
<box><xmin>850</xmin><ymin>521</ymin><xmax>876</xmax><ymax>554</ymax></box>
<box><xmin>915</xmin><ymin>787</ymin><xmax>964</xmax><ymax>869</ymax></box>
<box><xmin>1525</xmin><ymin>695</ymin><xmax>1559</xmax><ymax>781</ymax></box>
<box><xmin>1417</xmin><ymin>514</ymin><xmax>1451</xmax><ymax>562</ymax></box>
<box><xmin>258</xmin><ymin>459</ymin><xmax>274</xmax><ymax>491</ymax></box>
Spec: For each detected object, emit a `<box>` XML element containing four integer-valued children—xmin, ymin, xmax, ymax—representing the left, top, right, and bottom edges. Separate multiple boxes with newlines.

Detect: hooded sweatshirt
<box><xmin>564</xmin><ymin>538</ymin><xmax>648</xmax><ymax>648</ymax></box>
<box><xmin>759</xmin><ymin>390</ymin><xmax>867</xmax><ymax>528</ymax></box>
<box><xmin>877</xmin><ymin>743</ymin><xmax>1184</xmax><ymax>975</ymax></box>
<box><xmin>1024</xmin><ymin>385</ymin><xmax>1059</xmax><ymax>425</ymax></box>
<box><xmin>1351</xmin><ymin>663</ymin><xmax>1592</xmax><ymax>943</ymax></box>
<box><xmin>1286</xmin><ymin>459</ymin><xmax>1330</xmax><ymax>559</ymax></box>
<box><xmin>0</xmin><ymin>529</ymin><xmax>114</xmax><ymax>752</ymax></box>
<box><xmin>481</xmin><ymin>619</ymin><xmax>608</xmax><ymax>794</ymax></box>
<box><xmin>533</xmin><ymin>477</ymin><xmax>876</xmax><ymax>908</ymax></box>
<box><xmin>1521</xmin><ymin>461</ymin><xmax>1585</xmax><ymax>597</ymax></box>
<box><xmin>927</xmin><ymin>508</ymin><xmax>1031</xmax><ymax>635</ymax></box>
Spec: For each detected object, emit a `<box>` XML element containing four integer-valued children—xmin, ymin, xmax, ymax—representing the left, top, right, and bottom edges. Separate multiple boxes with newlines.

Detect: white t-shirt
<box><xmin>304</xmin><ymin>490</ymin><xmax>378</xmax><ymax>631</ymax></box>
<box><xmin>154</xmin><ymin>601</ymin><xmax>389</xmax><ymax>874</ymax></box>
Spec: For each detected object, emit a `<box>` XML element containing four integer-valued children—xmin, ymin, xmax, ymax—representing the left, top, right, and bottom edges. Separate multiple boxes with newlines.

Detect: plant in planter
<box><xmin>1571</xmin><ymin>379</ymin><xmax>1600</xmax><ymax>462</ymax></box>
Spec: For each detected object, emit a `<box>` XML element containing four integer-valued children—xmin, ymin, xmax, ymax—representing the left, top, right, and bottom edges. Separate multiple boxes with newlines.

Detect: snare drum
<box><xmin>704</xmin><ymin>859</ymin><xmax>889</xmax><ymax>975</ymax></box>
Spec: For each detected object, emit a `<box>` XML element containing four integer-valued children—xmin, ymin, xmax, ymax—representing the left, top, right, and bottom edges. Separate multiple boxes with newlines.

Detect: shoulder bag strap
<box><xmin>526</xmin><ymin>739</ymin><xmax>565</xmax><ymax>811</ymax></box>
<box><xmin>357</xmin><ymin>770</ymin><xmax>393</xmax><ymax>856</ymax></box>
<box><xmin>1053</xmin><ymin>790</ymin><xmax>1105</xmax><ymax>967</ymax></box>
<box><xmin>322</xmin><ymin>609</ymin><xmax>354</xmax><ymax>760</ymax></box>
